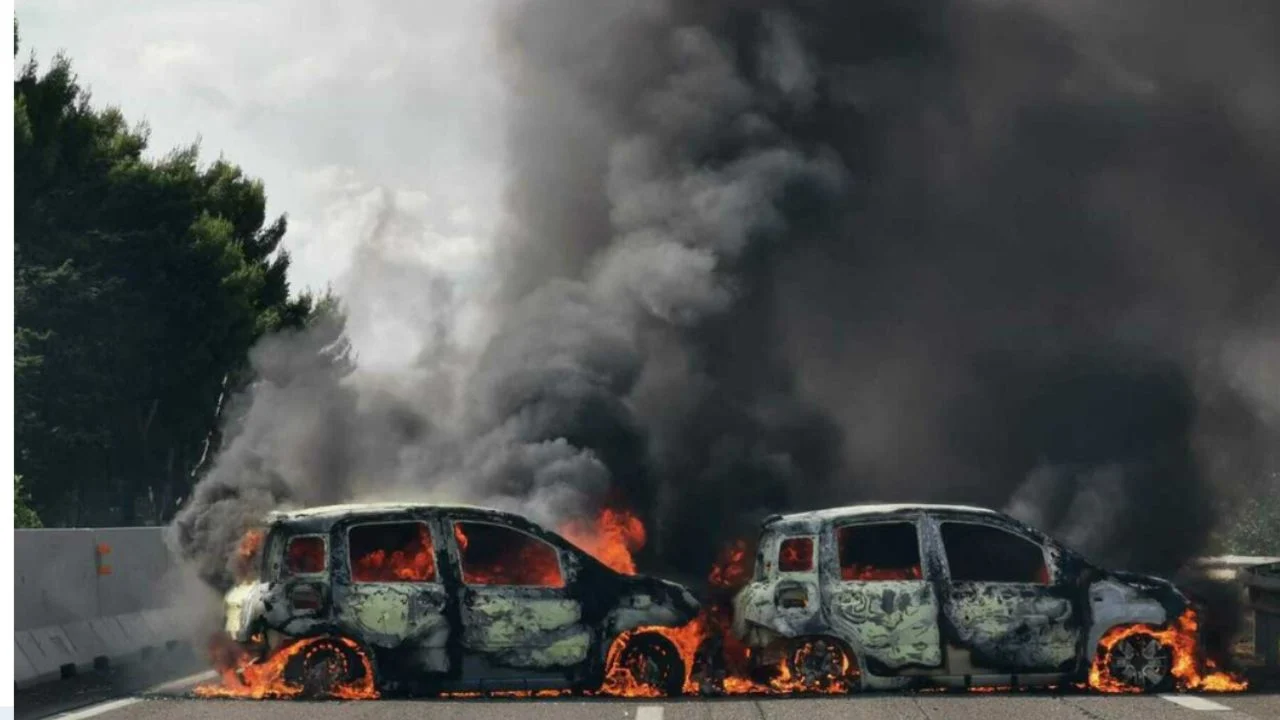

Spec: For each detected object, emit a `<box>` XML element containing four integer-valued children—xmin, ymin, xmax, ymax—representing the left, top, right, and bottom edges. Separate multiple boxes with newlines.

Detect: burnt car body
<box><xmin>223</xmin><ymin>502</ymin><xmax>700</xmax><ymax>694</ymax></box>
<box><xmin>1237</xmin><ymin>560</ymin><xmax>1280</xmax><ymax>675</ymax></box>
<box><xmin>731</xmin><ymin>503</ymin><xmax>1193</xmax><ymax>691</ymax></box>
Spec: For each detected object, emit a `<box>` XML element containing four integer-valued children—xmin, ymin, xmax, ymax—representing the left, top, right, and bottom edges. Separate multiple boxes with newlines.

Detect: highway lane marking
<box><xmin>1158</xmin><ymin>694</ymin><xmax>1232</xmax><ymax>711</ymax></box>
<box><xmin>635</xmin><ymin>706</ymin><xmax>664</xmax><ymax>720</ymax></box>
<box><xmin>46</xmin><ymin>699</ymin><xmax>141</xmax><ymax>720</ymax></box>
<box><xmin>46</xmin><ymin>670</ymin><xmax>217</xmax><ymax>720</ymax></box>
<box><xmin>147</xmin><ymin>670</ymin><xmax>218</xmax><ymax>694</ymax></box>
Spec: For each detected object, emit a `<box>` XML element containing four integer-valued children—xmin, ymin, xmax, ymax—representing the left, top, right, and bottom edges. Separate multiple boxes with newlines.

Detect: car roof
<box><xmin>265</xmin><ymin>501</ymin><xmax>520</xmax><ymax>524</ymax></box>
<box><xmin>769</xmin><ymin>503</ymin><xmax>1001</xmax><ymax>525</ymax></box>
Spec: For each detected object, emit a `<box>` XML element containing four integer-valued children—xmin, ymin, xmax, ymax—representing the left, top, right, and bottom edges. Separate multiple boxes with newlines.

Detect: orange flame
<box><xmin>353</xmin><ymin>523</ymin><xmax>436</xmax><ymax>582</ymax></box>
<box><xmin>195</xmin><ymin>634</ymin><xmax>378</xmax><ymax>700</ymax></box>
<box><xmin>454</xmin><ymin>522</ymin><xmax>565</xmax><ymax>587</ymax></box>
<box><xmin>233</xmin><ymin>529</ymin><xmax>266</xmax><ymax>581</ymax></box>
<box><xmin>840</xmin><ymin>564</ymin><xmax>922</xmax><ymax>581</ymax></box>
<box><xmin>596</xmin><ymin>538</ymin><xmax>856</xmax><ymax>697</ymax></box>
<box><xmin>213</xmin><ymin>512</ymin><xmax>1252</xmax><ymax>701</ymax></box>
<box><xmin>1088</xmin><ymin>608</ymin><xmax>1247</xmax><ymax>693</ymax></box>
<box><xmin>708</xmin><ymin>539</ymin><xmax>752</xmax><ymax>589</ymax></box>
<box><xmin>560</xmin><ymin>507</ymin><xmax>646</xmax><ymax>575</ymax></box>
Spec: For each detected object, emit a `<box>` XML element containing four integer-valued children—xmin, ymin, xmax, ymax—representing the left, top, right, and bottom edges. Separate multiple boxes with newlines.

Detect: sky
<box><xmin>15</xmin><ymin>0</ymin><xmax>509</xmax><ymax>369</ymax></box>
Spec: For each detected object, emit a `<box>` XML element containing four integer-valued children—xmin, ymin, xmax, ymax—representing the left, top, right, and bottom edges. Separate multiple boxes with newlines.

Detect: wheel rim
<box><xmin>618</xmin><ymin>638</ymin><xmax>679</xmax><ymax>695</ymax></box>
<box><xmin>631</xmin><ymin>653</ymin><xmax>662</xmax><ymax>687</ymax></box>
<box><xmin>299</xmin><ymin>643</ymin><xmax>351</xmax><ymax>697</ymax></box>
<box><xmin>1107</xmin><ymin>634</ymin><xmax>1171</xmax><ymax>690</ymax></box>
<box><xmin>790</xmin><ymin>639</ymin><xmax>850</xmax><ymax>688</ymax></box>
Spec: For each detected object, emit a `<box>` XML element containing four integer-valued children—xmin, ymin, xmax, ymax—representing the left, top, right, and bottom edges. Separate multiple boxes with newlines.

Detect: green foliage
<box><xmin>15</xmin><ymin>476</ymin><xmax>43</xmax><ymax>529</ymax></box>
<box><xmin>1209</xmin><ymin>473</ymin><xmax>1280</xmax><ymax>556</ymax></box>
<box><xmin>14</xmin><ymin>44</ymin><xmax>313</xmax><ymax>526</ymax></box>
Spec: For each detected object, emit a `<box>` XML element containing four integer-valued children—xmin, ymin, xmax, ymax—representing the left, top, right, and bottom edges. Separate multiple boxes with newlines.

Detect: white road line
<box><xmin>46</xmin><ymin>670</ymin><xmax>218</xmax><ymax>720</ymax></box>
<box><xmin>1159</xmin><ymin>694</ymin><xmax>1233</xmax><ymax>711</ymax></box>
<box><xmin>635</xmin><ymin>706</ymin><xmax>664</xmax><ymax>720</ymax></box>
<box><xmin>146</xmin><ymin>670</ymin><xmax>218</xmax><ymax>694</ymax></box>
<box><xmin>46</xmin><ymin>699</ymin><xmax>141</xmax><ymax>720</ymax></box>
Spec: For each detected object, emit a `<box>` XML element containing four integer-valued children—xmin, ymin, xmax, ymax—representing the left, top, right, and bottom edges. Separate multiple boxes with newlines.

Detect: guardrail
<box><xmin>1182</xmin><ymin>555</ymin><xmax>1280</xmax><ymax>582</ymax></box>
<box><xmin>14</xmin><ymin>528</ymin><xmax>194</xmax><ymax>688</ymax></box>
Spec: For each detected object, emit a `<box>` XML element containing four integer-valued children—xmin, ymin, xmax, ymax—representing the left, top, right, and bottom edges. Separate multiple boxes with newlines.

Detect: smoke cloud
<box><xmin>170</xmin><ymin>0</ymin><xmax>1280</xmax><ymax>590</ymax></box>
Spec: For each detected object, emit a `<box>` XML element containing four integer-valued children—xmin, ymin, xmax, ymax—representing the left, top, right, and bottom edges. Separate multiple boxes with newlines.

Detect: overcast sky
<box><xmin>16</xmin><ymin>0</ymin><xmax>509</xmax><ymax>368</ymax></box>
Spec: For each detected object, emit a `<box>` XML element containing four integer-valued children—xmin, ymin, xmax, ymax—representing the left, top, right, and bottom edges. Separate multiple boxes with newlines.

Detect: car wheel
<box><xmin>787</xmin><ymin>638</ymin><xmax>858</xmax><ymax>691</ymax></box>
<box><xmin>616</xmin><ymin>633</ymin><xmax>686</xmax><ymax>697</ymax></box>
<box><xmin>1103</xmin><ymin>632</ymin><xmax>1175</xmax><ymax>693</ymax></box>
<box><xmin>284</xmin><ymin>637</ymin><xmax>365</xmax><ymax>699</ymax></box>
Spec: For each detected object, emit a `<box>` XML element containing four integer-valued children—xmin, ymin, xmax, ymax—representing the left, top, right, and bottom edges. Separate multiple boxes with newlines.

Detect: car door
<box><xmin>445</xmin><ymin>517</ymin><xmax>591</xmax><ymax>671</ymax></box>
<box><xmin>821</xmin><ymin>517</ymin><xmax>943</xmax><ymax>671</ymax></box>
<box><xmin>934</xmin><ymin>518</ymin><xmax>1080</xmax><ymax>672</ymax></box>
<box><xmin>333</xmin><ymin>518</ymin><xmax>451</xmax><ymax>673</ymax></box>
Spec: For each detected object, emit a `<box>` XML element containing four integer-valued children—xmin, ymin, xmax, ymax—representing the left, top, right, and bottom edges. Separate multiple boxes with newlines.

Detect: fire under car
<box><xmin>221</xmin><ymin>502</ymin><xmax>700</xmax><ymax>696</ymax></box>
<box><xmin>730</xmin><ymin>503</ymin><xmax>1226</xmax><ymax>693</ymax></box>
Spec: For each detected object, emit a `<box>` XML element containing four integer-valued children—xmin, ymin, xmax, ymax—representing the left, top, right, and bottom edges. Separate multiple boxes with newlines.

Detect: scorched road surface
<box><xmin>35</xmin><ymin>685</ymin><xmax>1280</xmax><ymax>720</ymax></box>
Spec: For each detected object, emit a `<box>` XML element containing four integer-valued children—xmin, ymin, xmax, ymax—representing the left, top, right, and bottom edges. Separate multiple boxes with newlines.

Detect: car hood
<box><xmin>1108</xmin><ymin>570</ymin><xmax>1180</xmax><ymax>592</ymax></box>
<box><xmin>1104</xmin><ymin>569</ymin><xmax>1191</xmax><ymax>616</ymax></box>
<box><xmin>623</xmin><ymin>573</ymin><xmax>701</xmax><ymax>619</ymax></box>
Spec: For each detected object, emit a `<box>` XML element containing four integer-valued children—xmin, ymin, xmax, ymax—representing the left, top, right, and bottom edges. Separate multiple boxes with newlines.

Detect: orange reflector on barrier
<box><xmin>96</xmin><ymin>543</ymin><xmax>112</xmax><ymax>574</ymax></box>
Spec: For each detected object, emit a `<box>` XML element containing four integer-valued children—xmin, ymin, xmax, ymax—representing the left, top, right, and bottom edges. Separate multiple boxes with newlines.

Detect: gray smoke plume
<box><xmin>171</xmin><ymin>0</ymin><xmax>1280</xmax><ymax>590</ymax></box>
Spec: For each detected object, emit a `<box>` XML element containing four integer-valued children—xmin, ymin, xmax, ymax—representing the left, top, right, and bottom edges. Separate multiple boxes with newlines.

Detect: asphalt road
<box><xmin>26</xmin><ymin>675</ymin><xmax>1280</xmax><ymax>720</ymax></box>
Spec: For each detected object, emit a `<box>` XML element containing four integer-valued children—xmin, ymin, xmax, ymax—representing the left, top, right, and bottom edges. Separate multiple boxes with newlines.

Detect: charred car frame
<box><xmin>731</xmin><ymin>503</ymin><xmax>1203</xmax><ymax>692</ymax></box>
<box><xmin>222</xmin><ymin>503</ymin><xmax>700</xmax><ymax>696</ymax></box>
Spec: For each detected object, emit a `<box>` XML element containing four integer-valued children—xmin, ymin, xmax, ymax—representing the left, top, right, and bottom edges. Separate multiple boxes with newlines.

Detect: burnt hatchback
<box><xmin>221</xmin><ymin>502</ymin><xmax>700</xmax><ymax>696</ymax></box>
<box><xmin>731</xmin><ymin>503</ymin><xmax>1238</xmax><ymax>693</ymax></box>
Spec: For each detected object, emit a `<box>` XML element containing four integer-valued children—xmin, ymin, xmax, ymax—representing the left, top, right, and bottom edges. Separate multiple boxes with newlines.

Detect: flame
<box><xmin>596</xmin><ymin>539</ymin><xmax>856</xmax><ymax>698</ymax></box>
<box><xmin>840</xmin><ymin>564</ymin><xmax>922</xmax><ymax>581</ymax></box>
<box><xmin>709</xmin><ymin>539</ymin><xmax>752</xmax><ymax>589</ymax></box>
<box><xmin>212</xmin><ymin>511</ymin><xmax>1248</xmax><ymax>701</ymax></box>
<box><xmin>560</xmin><ymin>508</ymin><xmax>646</xmax><ymax>575</ymax></box>
<box><xmin>597</xmin><ymin>540</ymin><xmax>742</xmax><ymax>697</ymax></box>
<box><xmin>1088</xmin><ymin>608</ymin><xmax>1247</xmax><ymax>693</ymax></box>
<box><xmin>778</xmin><ymin>538</ymin><xmax>813</xmax><ymax>572</ymax></box>
<box><xmin>597</xmin><ymin>616</ymin><xmax>708</xmax><ymax>696</ymax></box>
<box><xmin>233</xmin><ymin>529</ymin><xmax>265</xmax><ymax>581</ymax></box>
<box><xmin>195</xmin><ymin>634</ymin><xmax>378</xmax><ymax>700</ymax></box>
<box><xmin>454</xmin><ymin>522</ymin><xmax>565</xmax><ymax>587</ymax></box>
<box><xmin>286</xmin><ymin>537</ymin><xmax>326</xmax><ymax>574</ymax></box>
<box><xmin>353</xmin><ymin>523</ymin><xmax>436</xmax><ymax>582</ymax></box>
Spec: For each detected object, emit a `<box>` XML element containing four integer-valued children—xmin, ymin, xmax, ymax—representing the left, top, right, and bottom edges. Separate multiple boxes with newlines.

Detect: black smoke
<box><xmin>171</xmin><ymin>0</ymin><xmax>1280</xmax><ymax>589</ymax></box>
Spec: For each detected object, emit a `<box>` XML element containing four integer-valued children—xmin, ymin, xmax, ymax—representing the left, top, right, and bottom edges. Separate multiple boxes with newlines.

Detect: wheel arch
<box><xmin>282</xmin><ymin>633</ymin><xmax>382</xmax><ymax>690</ymax></box>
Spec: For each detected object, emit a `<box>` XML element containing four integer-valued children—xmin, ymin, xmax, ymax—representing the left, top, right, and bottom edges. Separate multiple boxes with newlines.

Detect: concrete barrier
<box><xmin>14</xmin><ymin>527</ymin><xmax>194</xmax><ymax>688</ymax></box>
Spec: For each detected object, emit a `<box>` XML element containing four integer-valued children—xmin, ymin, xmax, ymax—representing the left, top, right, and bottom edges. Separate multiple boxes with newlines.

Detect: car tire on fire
<box><xmin>283</xmin><ymin>637</ymin><xmax>370</xmax><ymax>699</ymax></box>
<box><xmin>786</xmin><ymin>637</ymin><xmax>859</xmax><ymax>691</ymax></box>
<box><xmin>1100</xmin><ymin>632</ymin><xmax>1175</xmax><ymax>693</ymax></box>
<box><xmin>615</xmin><ymin>633</ymin><xmax>685</xmax><ymax>697</ymax></box>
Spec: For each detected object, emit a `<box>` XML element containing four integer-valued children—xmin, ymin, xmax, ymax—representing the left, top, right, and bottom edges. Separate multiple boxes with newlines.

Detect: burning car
<box><xmin>730</xmin><ymin>503</ymin><xmax>1246</xmax><ymax>693</ymax></box>
<box><xmin>214</xmin><ymin>502</ymin><xmax>700</xmax><ymax>698</ymax></box>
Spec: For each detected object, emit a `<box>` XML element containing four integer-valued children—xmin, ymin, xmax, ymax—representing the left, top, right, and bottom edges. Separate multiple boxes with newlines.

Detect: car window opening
<box><xmin>940</xmin><ymin>522</ymin><xmax>1050</xmax><ymax>584</ymax></box>
<box><xmin>284</xmin><ymin>536</ymin><xmax>326</xmax><ymax>575</ymax></box>
<box><xmin>454</xmin><ymin>521</ymin><xmax>565</xmax><ymax>588</ymax></box>
<box><xmin>837</xmin><ymin>522</ymin><xmax>923</xmax><ymax>581</ymax></box>
<box><xmin>349</xmin><ymin>522</ymin><xmax>437</xmax><ymax>582</ymax></box>
<box><xmin>778</xmin><ymin>537</ymin><xmax>814</xmax><ymax>572</ymax></box>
